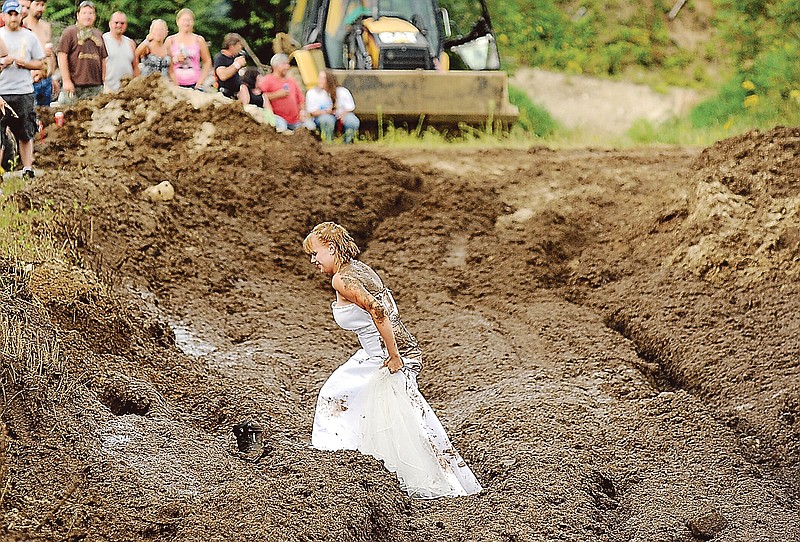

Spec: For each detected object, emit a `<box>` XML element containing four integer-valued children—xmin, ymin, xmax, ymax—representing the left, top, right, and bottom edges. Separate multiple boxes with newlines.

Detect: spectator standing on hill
<box><xmin>165</xmin><ymin>8</ymin><xmax>211</xmax><ymax>90</ymax></box>
<box><xmin>0</xmin><ymin>0</ymin><xmax>44</xmax><ymax>180</ymax></box>
<box><xmin>23</xmin><ymin>0</ymin><xmax>53</xmax><ymax>106</ymax></box>
<box><xmin>305</xmin><ymin>70</ymin><xmax>360</xmax><ymax>144</ymax></box>
<box><xmin>0</xmin><ymin>0</ymin><xmax>24</xmax><ymax>27</ymax></box>
<box><xmin>135</xmin><ymin>19</ymin><xmax>170</xmax><ymax>78</ymax></box>
<box><xmin>56</xmin><ymin>0</ymin><xmax>106</xmax><ymax>103</ymax></box>
<box><xmin>213</xmin><ymin>33</ymin><xmax>245</xmax><ymax>99</ymax></box>
<box><xmin>102</xmin><ymin>11</ymin><xmax>138</xmax><ymax>92</ymax></box>
<box><xmin>258</xmin><ymin>53</ymin><xmax>312</xmax><ymax>133</ymax></box>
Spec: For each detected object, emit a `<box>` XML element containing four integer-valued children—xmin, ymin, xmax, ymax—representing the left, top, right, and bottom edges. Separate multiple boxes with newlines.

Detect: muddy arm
<box><xmin>332</xmin><ymin>273</ymin><xmax>403</xmax><ymax>372</ymax></box>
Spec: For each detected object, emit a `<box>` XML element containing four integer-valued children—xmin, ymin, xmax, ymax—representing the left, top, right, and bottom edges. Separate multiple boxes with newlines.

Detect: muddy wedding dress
<box><xmin>311</xmin><ymin>288</ymin><xmax>482</xmax><ymax>499</ymax></box>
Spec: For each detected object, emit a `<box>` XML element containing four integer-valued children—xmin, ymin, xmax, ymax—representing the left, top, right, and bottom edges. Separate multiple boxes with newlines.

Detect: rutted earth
<box><xmin>1</xmin><ymin>76</ymin><xmax>799</xmax><ymax>541</ymax></box>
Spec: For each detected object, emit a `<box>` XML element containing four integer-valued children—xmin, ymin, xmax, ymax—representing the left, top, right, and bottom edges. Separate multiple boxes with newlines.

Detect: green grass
<box><xmin>0</xmin><ymin>176</ymin><xmax>62</xmax><ymax>266</ymax></box>
<box><xmin>356</xmin><ymin>84</ymin><xmax>560</xmax><ymax>147</ymax></box>
<box><xmin>507</xmin><ymin>85</ymin><xmax>559</xmax><ymax>138</ymax></box>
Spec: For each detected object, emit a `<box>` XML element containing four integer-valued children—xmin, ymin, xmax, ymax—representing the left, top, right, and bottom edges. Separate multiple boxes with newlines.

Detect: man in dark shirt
<box><xmin>213</xmin><ymin>33</ymin><xmax>245</xmax><ymax>99</ymax></box>
<box><xmin>56</xmin><ymin>0</ymin><xmax>107</xmax><ymax>103</ymax></box>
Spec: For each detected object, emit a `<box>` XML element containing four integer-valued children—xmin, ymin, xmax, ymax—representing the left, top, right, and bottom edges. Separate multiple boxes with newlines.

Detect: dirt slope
<box><xmin>511</xmin><ymin>68</ymin><xmax>702</xmax><ymax>136</ymax></box>
<box><xmin>1</xmin><ymin>77</ymin><xmax>798</xmax><ymax>541</ymax></box>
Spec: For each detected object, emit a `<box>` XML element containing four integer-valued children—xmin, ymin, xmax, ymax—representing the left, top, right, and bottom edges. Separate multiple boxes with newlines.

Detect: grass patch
<box><xmin>626</xmin><ymin>117</ymin><xmax>737</xmax><ymax>147</ymax></box>
<box><xmin>507</xmin><ymin>85</ymin><xmax>558</xmax><ymax>138</ymax></box>
<box><xmin>0</xmin><ymin>175</ymin><xmax>62</xmax><ymax>266</ymax></box>
<box><xmin>357</xmin><ymin>86</ymin><xmax>560</xmax><ymax>148</ymax></box>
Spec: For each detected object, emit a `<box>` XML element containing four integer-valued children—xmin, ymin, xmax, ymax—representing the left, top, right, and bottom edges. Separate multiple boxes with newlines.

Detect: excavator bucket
<box><xmin>330</xmin><ymin>68</ymin><xmax>518</xmax><ymax>127</ymax></box>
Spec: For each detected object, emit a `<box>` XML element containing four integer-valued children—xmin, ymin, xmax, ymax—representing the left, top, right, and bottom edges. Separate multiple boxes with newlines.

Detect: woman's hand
<box><xmin>383</xmin><ymin>354</ymin><xmax>404</xmax><ymax>374</ymax></box>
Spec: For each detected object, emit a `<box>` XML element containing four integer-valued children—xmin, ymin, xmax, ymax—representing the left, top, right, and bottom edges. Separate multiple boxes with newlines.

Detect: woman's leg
<box><xmin>341</xmin><ymin>113</ymin><xmax>360</xmax><ymax>144</ymax></box>
<box><xmin>315</xmin><ymin>113</ymin><xmax>336</xmax><ymax>141</ymax></box>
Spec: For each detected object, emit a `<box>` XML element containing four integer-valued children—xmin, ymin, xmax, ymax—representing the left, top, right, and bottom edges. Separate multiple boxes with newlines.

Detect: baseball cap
<box><xmin>2</xmin><ymin>0</ymin><xmax>21</xmax><ymax>14</ymax></box>
<box><xmin>78</xmin><ymin>0</ymin><xmax>95</xmax><ymax>9</ymax></box>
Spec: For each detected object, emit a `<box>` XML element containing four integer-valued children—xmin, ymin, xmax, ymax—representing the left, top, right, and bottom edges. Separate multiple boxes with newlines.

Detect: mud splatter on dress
<box><xmin>311</xmin><ymin>286</ymin><xmax>482</xmax><ymax>499</ymax></box>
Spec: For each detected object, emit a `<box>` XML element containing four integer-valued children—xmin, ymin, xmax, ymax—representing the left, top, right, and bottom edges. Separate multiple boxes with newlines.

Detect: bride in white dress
<box><xmin>303</xmin><ymin>222</ymin><xmax>482</xmax><ymax>499</ymax></box>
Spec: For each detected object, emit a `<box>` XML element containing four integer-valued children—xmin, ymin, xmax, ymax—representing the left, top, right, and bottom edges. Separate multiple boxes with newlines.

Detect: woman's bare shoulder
<box><xmin>341</xmin><ymin>260</ymin><xmax>383</xmax><ymax>292</ymax></box>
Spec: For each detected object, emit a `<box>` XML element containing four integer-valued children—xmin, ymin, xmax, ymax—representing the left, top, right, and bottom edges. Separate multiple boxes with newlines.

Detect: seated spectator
<box><xmin>213</xmin><ymin>33</ymin><xmax>245</xmax><ymax>99</ymax></box>
<box><xmin>238</xmin><ymin>66</ymin><xmax>264</xmax><ymax>107</ymax></box>
<box><xmin>305</xmin><ymin>69</ymin><xmax>360</xmax><ymax>144</ymax></box>
<box><xmin>136</xmin><ymin>19</ymin><xmax>170</xmax><ymax>78</ymax></box>
<box><xmin>258</xmin><ymin>53</ymin><xmax>313</xmax><ymax>133</ymax></box>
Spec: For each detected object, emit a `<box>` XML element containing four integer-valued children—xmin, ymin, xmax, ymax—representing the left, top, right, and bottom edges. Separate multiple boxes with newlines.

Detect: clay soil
<box><xmin>1</xmin><ymin>76</ymin><xmax>799</xmax><ymax>541</ymax></box>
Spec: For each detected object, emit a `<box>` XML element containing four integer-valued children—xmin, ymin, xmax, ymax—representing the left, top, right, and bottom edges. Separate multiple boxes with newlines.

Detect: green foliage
<box><xmin>45</xmin><ymin>0</ymin><xmax>233</xmax><ymax>50</ymax></box>
<box><xmin>229</xmin><ymin>0</ymin><xmax>292</xmax><ymax>62</ymax></box>
<box><xmin>476</xmin><ymin>0</ymin><xmax>694</xmax><ymax>79</ymax></box>
<box><xmin>507</xmin><ymin>85</ymin><xmax>557</xmax><ymax>137</ymax></box>
<box><xmin>689</xmin><ymin>0</ymin><xmax>800</xmax><ymax>131</ymax></box>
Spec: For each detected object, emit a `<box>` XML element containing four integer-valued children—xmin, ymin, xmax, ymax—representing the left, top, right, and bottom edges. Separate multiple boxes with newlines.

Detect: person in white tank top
<box><xmin>302</xmin><ymin>222</ymin><xmax>482</xmax><ymax>499</ymax></box>
<box><xmin>102</xmin><ymin>10</ymin><xmax>138</xmax><ymax>91</ymax></box>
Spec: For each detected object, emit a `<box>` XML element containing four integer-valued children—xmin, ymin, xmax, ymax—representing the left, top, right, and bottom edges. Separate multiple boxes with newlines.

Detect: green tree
<box><xmin>46</xmin><ymin>0</ymin><xmax>233</xmax><ymax>51</ymax></box>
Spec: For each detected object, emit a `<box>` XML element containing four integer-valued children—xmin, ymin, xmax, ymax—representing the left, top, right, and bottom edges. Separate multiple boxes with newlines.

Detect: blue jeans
<box><xmin>33</xmin><ymin>77</ymin><xmax>52</xmax><ymax>107</ymax></box>
<box><xmin>314</xmin><ymin>112</ymin><xmax>360</xmax><ymax>143</ymax></box>
<box><xmin>274</xmin><ymin>115</ymin><xmax>315</xmax><ymax>133</ymax></box>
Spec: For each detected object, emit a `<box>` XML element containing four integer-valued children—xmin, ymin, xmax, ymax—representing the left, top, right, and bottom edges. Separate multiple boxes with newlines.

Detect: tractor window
<box><xmin>290</xmin><ymin>0</ymin><xmax>319</xmax><ymax>44</ymax></box>
<box><xmin>374</xmin><ymin>0</ymin><xmax>440</xmax><ymax>56</ymax></box>
<box><xmin>325</xmin><ymin>0</ymin><xmax>367</xmax><ymax>68</ymax></box>
<box><xmin>437</xmin><ymin>0</ymin><xmax>482</xmax><ymax>37</ymax></box>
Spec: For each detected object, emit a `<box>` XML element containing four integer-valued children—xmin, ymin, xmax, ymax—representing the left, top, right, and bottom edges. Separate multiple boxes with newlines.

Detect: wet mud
<box><xmin>1</xmin><ymin>76</ymin><xmax>798</xmax><ymax>541</ymax></box>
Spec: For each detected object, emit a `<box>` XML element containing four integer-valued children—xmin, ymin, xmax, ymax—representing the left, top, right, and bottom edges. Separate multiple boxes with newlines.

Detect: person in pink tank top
<box><xmin>164</xmin><ymin>8</ymin><xmax>210</xmax><ymax>89</ymax></box>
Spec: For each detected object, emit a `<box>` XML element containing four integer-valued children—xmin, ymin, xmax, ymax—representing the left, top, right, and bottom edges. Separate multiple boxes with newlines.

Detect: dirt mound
<box><xmin>2</xmin><ymin>79</ymin><xmax>800</xmax><ymax>541</ymax></box>
<box><xmin>665</xmin><ymin>126</ymin><xmax>800</xmax><ymax>284</ymax></box>
<box><xmin>30</xmin><ymin>75</ymin><xmax>424</xmax><ymax>290</ymax></box>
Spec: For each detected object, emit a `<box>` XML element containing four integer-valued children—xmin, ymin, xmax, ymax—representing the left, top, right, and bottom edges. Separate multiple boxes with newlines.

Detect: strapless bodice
<box><xmin>332</xmin><ymin>302</ymin><xmax>385</xmax><ymax>357</ymax></box>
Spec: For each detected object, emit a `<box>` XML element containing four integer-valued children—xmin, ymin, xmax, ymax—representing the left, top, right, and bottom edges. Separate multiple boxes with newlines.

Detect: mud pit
<box><xmin>2</xmin><ymin>77</ymin><xmax>799</xmax><ymax>541</ymax></box>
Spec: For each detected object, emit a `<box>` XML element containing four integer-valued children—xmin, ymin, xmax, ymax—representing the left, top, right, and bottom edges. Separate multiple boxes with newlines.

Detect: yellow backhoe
<box><xmin>282</xmin><ymin>0</ymin><xmax>518</xmax><ymax>128</ymax></box>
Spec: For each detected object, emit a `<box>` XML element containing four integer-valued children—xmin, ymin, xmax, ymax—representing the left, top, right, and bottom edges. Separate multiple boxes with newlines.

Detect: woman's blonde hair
<box><xmin>176</xmin><ymin>8</ymin><xmax>194</xmax><ymax>23</ymax></box>
<box><xmin>150</xmin><ymin>18</ymin><xmax>167</xmax><ymax>33</ymax></box>
<box><xmin>303</xmin><ymin>222</ymin><xmax>360</xmax><ymax>267</ymax></box>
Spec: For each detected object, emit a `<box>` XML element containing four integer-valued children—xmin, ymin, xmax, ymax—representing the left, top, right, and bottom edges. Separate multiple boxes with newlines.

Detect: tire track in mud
<box><xmin>379</xmin><ymin>145</ymin><xmax>800</xmax><ymax>530</ymax></box>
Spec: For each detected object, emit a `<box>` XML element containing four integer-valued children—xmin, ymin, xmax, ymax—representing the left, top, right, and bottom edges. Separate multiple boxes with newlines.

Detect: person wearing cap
<box><xmin>102</xmin><ymin>11</ymin><xmax>138</xmax><ymax>92</ymax></box>
<box><xmin>257</xmin><ymin>53</ymin><xmax>313</xmax><ymax>133</ymax></box>
<box><xmin>23</xmin><ymin>0</ymin><xmax>53</xmax><ymax>106</ymax></box>
<box><xmin>0</xmin><ymin>0</ymin><xmax>44</xmax><ymax>180</ymax></box>
<box><xmin>56</xmin><ymin>0</ymin><xmax>106</xmax><ymax>103</ymax></box>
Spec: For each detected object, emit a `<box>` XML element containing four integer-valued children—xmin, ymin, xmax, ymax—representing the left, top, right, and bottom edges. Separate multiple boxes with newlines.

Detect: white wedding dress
<box><xmin>311</xmin><ymin>293</ymin><xmax>482</xmax><ymax>499</ymax></box>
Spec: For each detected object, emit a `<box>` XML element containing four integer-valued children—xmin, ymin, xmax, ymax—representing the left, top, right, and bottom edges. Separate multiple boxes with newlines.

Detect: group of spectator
<box><xmin>0</xmin><ymin>1</ymin><xmax>360</xmax><ymax>182</ymax></box>
<box><xmin>213</xmin><ymin>37</ymin><xmax>359</xmax><ymax>142</ymax></box>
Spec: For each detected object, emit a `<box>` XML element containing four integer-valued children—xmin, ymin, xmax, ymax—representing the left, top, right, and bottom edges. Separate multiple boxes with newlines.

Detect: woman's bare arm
<box><xmin>332</xmin><ymin>271</ymin><xmax>403</xmax><ymax>372</ymax></box>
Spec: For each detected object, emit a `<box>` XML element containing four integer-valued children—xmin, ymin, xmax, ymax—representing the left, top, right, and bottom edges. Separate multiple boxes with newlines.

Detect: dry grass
<box><xmin>0</xmin><ymin>302</ymin><xmax>81</xmax><ymax>419</ymax></box>
<box><xmin>0</xmin><ymin>176</ymin><xmax>63</xmax><ymax>267</ymax></box>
